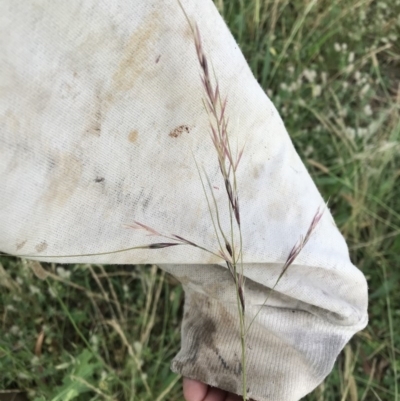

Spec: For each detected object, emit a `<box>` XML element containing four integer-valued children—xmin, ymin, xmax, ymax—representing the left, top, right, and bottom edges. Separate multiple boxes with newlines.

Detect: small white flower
<box><xmin>357</xmin><ymin>128</ymin><xmax>368</xmax><ymax>138</ymax></box>
<box><xmin>6</xmin><ymin>304</ymin><xmax>16</xmax><ymax>311</ymax></box>
<box><xmin>342</xmin><ymin>43</ymin><xmax>348</xmax><ymax>52</ymax></box>
<box><xmin>56</xmin><ymin>266</ymin><xmax>71</xmax><ymax>279</ymax></box>
<box><xmin>29</xmin><ymin>285</ymin><xmax>40</xmax><ymax>295</ymax></box>
<box><xmin>292</xmin><ymin>79</ymin><xmax>302</xmax><ymax>92</ymax></box>
<box><xmin>304</xmin><ymin>145</ymin><xmax>314</xmax><ymax>157</ymax></box>
<box><xmin>10</xmin><ymin>325</ymin><xmax>20</xmax><ymax>335</ymax></box>
<box><xmin>90</xmin><ymin>334</ymin><xmax>99</xmax><ymax>351</ymax></box>
<box><xmin>360</xmin><ymin>83</ymin><xmax>371</xmax><ymax>95</ymax></box>
<box><xmin>346</xmin><ymin>64</ymin><xmax>354</xmax><ymax>74</ymax></box>
<box><xmin>303</xmin><ymin>69</ymin><xmax>317</xmax><ymax>83</ymax></box>
<box><xmin>334</xmin><ymin>43</ymin><xmax>341</xmax><ymax>52</ymax></box>
<box><xmin>312</xmin><ymin>85</ymin><xmax>322</xmax><ymax>98</ymax></box>
<box><xmin>31</xmin><ymin>356</ymin><xmax>40</xmax><ymax>366</ymax></box>
<box><xmin>90</xmin><ymin>334</ymin><xmax>99</xmax><ymax>345</ymax></box>
<box><xmin>321</xmin><ymin>72</ymin><xmax>327</xmax><ymax>84</ymax></box>
<box><xmin>48</xmin><ymin>286</ymin><xmax>57</xmax><ymax>298</ymax></box>
<box><xmin>364</xmin><ymin>104</ymin><xmax>373</xmax><ymax>116</ymax></box>
<box><xmin>348</xmin><ymin>52</ymin><xmax>355</xmax><ymax>63</ymax></box>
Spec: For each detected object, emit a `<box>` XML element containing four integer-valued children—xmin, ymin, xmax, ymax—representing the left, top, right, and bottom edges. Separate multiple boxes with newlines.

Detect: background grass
<box><xmin>1</xmin><ymin>0</ymin><xmax>399</xmax><ymax>400</ymax></box>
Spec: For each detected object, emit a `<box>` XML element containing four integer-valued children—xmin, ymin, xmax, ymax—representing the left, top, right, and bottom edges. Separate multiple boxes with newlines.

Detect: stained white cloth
<box><xmin>0</xmin><ymin>1</ymin><xmax>368</xmax><ymax>400</ymax></box>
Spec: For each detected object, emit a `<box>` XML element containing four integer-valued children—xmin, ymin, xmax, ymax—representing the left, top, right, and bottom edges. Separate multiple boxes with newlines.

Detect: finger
<box><xmin>203</xmin><ymin>386</ymin><xmax>227</xmax><ymax>401</ymax></box>
<box><xmin>224</xmin><ymin>393</ymin><xmax>243</xmax><ymax>401</ymax></box>
<box><xmin>183</xmin><ymin>378</ymin><xmax>208</xmax><ymax>401</ymax></box>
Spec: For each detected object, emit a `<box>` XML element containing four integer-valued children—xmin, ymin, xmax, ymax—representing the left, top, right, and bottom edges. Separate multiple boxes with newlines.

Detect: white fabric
<box><xmin>0</xmin><ymin>1</ymin><xmax>368</xmax><ymax>400</ymax></box>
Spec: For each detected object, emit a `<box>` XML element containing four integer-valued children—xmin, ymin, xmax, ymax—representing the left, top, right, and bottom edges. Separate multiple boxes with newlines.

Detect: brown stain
<box><xmin>182</xmin><ymin>292</ymin><xmax>217</xmax><ymax>365</ymax></box>
<box><xmin>128</xmin><ymin>130</ymin><xmax>138</xmax><ymax>143</ymax></box>
<box><xmin>175</xmin><ymin>292</ymin><xmax>243</xmax><ymax>397</ymax></box>
<box><xmin>112</xmin><ymin>11</ymin><xmax>160</xmax><ymax>92</ymax></box>
<box><xmin>84</xmin><ymin>93</ymin><xmax>102</xmax><ymax>136</ymax></box>
<box><xmin>169</xmin><ymin>125</ymin><xmax>190</xmax><ymax>138</ymax></box>
<box><xmin>42</xmin><ymin>152</ymin><xmax>83</xmax><ymax>206</ymax></box>
<box><xmin>253</xmin><ymin>165</ymin><xmax>261</xmax><ymax>179</ymax></box>
<box><xmin>16</xmin><ymin>240</ymin><xmax>27</xmax><ymax>251</ymax></box>
<box><xmin>183</xmin><ymin>22</ymin><xmax>193</xmax><ymax>40</ymax></box>
<box><xmin>85</xmin><ymin>114</ymin><xmax>101</xmax><ymax>136</ymax></box>
<box><xmin>35</xmin><ymin>241</ymin><xmax>48</xmax><ymax>253</ymax></box>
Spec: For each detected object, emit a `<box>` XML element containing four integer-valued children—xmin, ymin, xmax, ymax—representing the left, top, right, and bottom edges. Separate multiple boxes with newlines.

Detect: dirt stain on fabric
<box><xmin>128</xmin><ymin>130</ymin><xmax>138</xmax><ymax>143</ymax></box>
<box><xmin>169</xmin><ymin>125</ymin><xmax>190</xmax><ymax>138</ymax></box>
<box><xmin>35</xmin><ymin>241</ymin><xmax>48</xmax><ymax>253</ymax></box>
<box><xmin>112</xmin><ymin>12</ymin><xmax>160</xmax><ymax>92</ymax></box>
<box><xmin>183</xmin><ymin>22</ymin><xmax>193</xmax><ymax>41</ymax></box>
<box><xmin>16</xmin><ymin>240</ymin><xmax>27</xmax><ymax>251</ymax></box>
<box><xmin>85</xmin><ymin>110</ymin><xmax>101</xmax><ymax>136</ymax></box>
<box><xmin>42</xmin><ymin>152</ymin><xmax>83</xmax><ymax>206</ymax></box>
<box><xmin>174</xmin><ymin>292</ymin><xmax>243</xmax><ymax>396</ymax></box>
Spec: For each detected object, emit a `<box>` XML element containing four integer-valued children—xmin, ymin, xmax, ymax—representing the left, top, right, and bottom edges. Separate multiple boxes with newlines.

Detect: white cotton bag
<box><xmin>0</xmin><ymin>1</ymin><xmax>368</xmax><ymax>400</ymax></box>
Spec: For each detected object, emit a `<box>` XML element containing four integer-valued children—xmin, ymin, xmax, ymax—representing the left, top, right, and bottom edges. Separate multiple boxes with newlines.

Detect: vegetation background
<box><xmin>1</xmin><ymin>0</ymin><xmax>399</xmax><ymax>400</ymax></box>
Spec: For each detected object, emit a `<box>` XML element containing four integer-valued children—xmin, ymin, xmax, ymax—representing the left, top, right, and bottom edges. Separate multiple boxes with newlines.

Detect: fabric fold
<box><xmin>163</xmin><ymin>263</ymin><xmax>367</xmax><ymax>401</ymax></box>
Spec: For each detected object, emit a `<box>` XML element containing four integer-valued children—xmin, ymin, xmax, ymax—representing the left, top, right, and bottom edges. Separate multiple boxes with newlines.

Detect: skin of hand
<box><xmin>183</xmin><ymin>378</ymin><xmax>253</xmax><ymax>401</ymax></box>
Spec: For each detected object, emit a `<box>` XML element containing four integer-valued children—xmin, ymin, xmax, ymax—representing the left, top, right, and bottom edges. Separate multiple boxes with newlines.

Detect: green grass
<box><xmin>1</xmin><ymin>0</ymin><xmax>399</xmax><ymax>400</ymax></box>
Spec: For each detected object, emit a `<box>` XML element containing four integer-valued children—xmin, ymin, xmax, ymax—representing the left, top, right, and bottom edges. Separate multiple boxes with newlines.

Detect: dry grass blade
<box><xmin>245</xmin><ymin>206</ymin><xmax>325</xmax><ymax>336</ymax></box>
<box><xmin>127</xmin><ymin>221</ymin><xmax>162</xmax><ymax>236</ymax></box>
<box><xmin>190</xmin><ymin>18</ymin><xmax>243</xmax><ymax>229</ymax></box>
<box><xmin>280</xmin><ymin>207</ymin><xmax>324</xmax><ymax>277</ymax></box>
<box><xmin>105</xmin><ymin>319</ymin><xmax>152</xmax><ymax>396</ymax></box>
